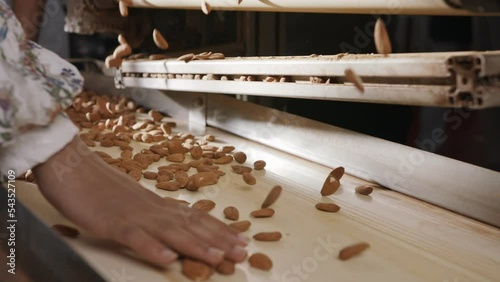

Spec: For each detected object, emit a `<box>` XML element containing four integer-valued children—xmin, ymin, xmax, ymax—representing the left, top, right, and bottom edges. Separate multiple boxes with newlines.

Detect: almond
<box><xmin>321</xmin><ymin>176</ymin><xmax>340</xmax><ymax>196</ymax></box>
<box><xmin>374</xmin><ymin>18</ymin><xmax>392</xmax><ymax>55</ymax></box>
<box><xmin>221</xmin><ymin>146</ymin><xmax>235</xmax><ymax>153</ymax></box>
<box><xmin>176</xmin><ymin>175</ymin><xmax>189</xmax><ymax>188</ymax></box>
<box><xmin>118</xmin><ymin>34</ymin><xmax>128</xmax><ymax>45</ymax></box>
<box><xmin>344</xmin><ymin>69</ymin><xmax>364</xmax><ymax>93</ymax></box>
<box><xmin>355</xmin><ymin>185</ymin><xmax>374</xmax><ymax>195</ymax></box>
<box><xmin>190</xmin><ymin>146</ymin><xmax>203</xmax><ymax>160</ymax></box>
<box><xmin>52</xmin><ymin>224</ymin><xmax>79</xmax><ymax>237</ymax></box>
<box><xmin>150</xmin><ymin>147</ymin><xmax>168</xmax><ymax>157</ymax></box>
<box><xmin>315</xmin><ymin>203</ymin><xmax>341</xmax><ymax>213</ymax></box>
<box><xmin>160</xmin><ymin>163</ymin><xmax>190</xmax><ymax>172</ymax></box>
<box><xmin>105</xmin><ymin>55</ymin><xmax>122</xmax><ymax>68</ymax></box>
<box><xmin>216</xmin><ymin>260</ymin><xmax>235</xmax><ymax>275</ymax></box>
<box><xmin>208</xmin><ymin>53</ymin><xmax>225</xmax><ymax>60</ymax></box>
<box><xmin>167</xmin><ymin>140</ymin><xmax>188</xmax><ymax>154</ymax></box>
<box><xmin>157</xmin><ymin>174</ymin><xmax>173</xmax><ymax>182</ymax></box>
<box><xmin>113</xmin><ymin>140</ymin><xmax>133</xmax><ymax>151</ymax></box>
<box><xmin>197</xmin><ymin>164</ymin><xmax>219</xmax><ymax>172</ymax></box>
<box><xmin>248</xmin><ymin>253</ymin><xmax>273</xmax><ymax>271</ymax></box>
<box><xmin>148</xmin><ymin>54</ymin><xmax>168</xmax><ymax>60</ymax></box>
<box><xmin>233</xmin><ymin>152</ymin><xmax>247</xmax><ymax>164</ymax></box>
<box><xmin>229</xmin><ymin>220</ymin><xmax>251</xmax><ymax>232</ymax></box>
<box><xmin>203</xmin><ymin>134</ymin><xmax>215</xmax><ymax>141</ymax></box>
<box><xmin>192</xmin><ymin>199</ymin><xmax>216</xmax><ymax>212</ymax></box>
<box><xmin>338</xmin><ymin>242</ymin><xmax>370</xmax><ymax>261</ymax></box>
<box><xmin>166</xmin><ymin>153</ymin><xmax>185</xmax><ymax>163</ymax></box>
<box><xmin>148</xmin><ymin>110</ymin><xmax>163</xmax><ymax>122</ymax></box>
<box><xmin>231</xmin><ymin>165</ymin><xmax>252</xmax><ymax>174</ymax></box>
<box><xmin>143</xmin><ymin>171</ymin><xmax>158</xmax><ymax>180</ymax></box>
<box><xmin>192</xmin><ymin>172</ymin><xmax>219</xmax><ymax>188</ymax></box>
<box><xmin>261</xmin><ymin>185</ymin><xmax>282</xmax><ymax>208</ymax></box>
<box><xmin>155</xmin><ymin>181</ymin><xmax>180</xmax><ymax>191</ymax></box>
<box><xmin>132</xmin><ymin>132</ymin><xmax>143</xmax><ymax>141</ymax></box>
<box><xmin>201</xmin><ymin>1</ymin><xmax>211</xmax><ymax>15</ymax></box>
<box><xmin>153</xmin><ymin>29</ymin><xmax>169</xmax><ymax>50</ymax></box>
<box><xmin>223</xmin><ymin>206</ymin><xmax>239</xmax><ymax>221</ymax></box>
<box><xmin>250</xmin><ymin>208</ymin><xmax>274</xmax><ymax>218</ymax></box>
<box><xmin>202</xmin><ymin>152</ymin><xmax>215</xmax><ymax>159</ymax></box>
<box><xmin>331</xmin><ymin>166</ymin><xmax>345</xmax><ymax>180</ymax></box>
<box><xmin>141</xmin><ymin>133</ymin><xmax>153</xmax><ymax>143</ymax></box>
<box><xmin>100</xmin><ymin>139</ymin><xmax>113</xmax><ymax>147</ymax></box>
<box><xmin>182</xmin><ymin>259</ymin><xmax>214</xmax><ymax>281</ymax></box>
<box><xmin>119</xmin><ymin>0</ymin><xmax>128</xmax><ymax>17</ymax></box>
<box><xmin>254</xmin><ymin>160</ymin><xmax>266</xmax><ymax>170</ymax></box>
<box><xmin>201</xmin><ymin>145</ymin><xmax>218</xmax><ymax>152</ymax></box>
<box><xmin>253</xmin><ymin>231</ymin><xmax>282</xmax><ymax>242</ymax></box>
<box><xmin>214</xmin><ymin>155</ymin><xmax>233</xmax><ymax>164</ymax></box>
<box><xmin>128</xmin><ymin>170</ymin><xmax>142</xmax><ymax>181</ymax></box>
<box><xmin>120</xmin><ymin>150</ymin><xmax>133</xmax><ymax>158</ymax></box>
<box><xmin>242</xmin><ymin>172</ymin><xmax>256</xmax><ymax>185</ymax></box>
<box><xmin>160</xmin><ymin>123</ymin><xmax>171</xmax><ymax>135</ymax></box>
<box><xmin>188</xmin><ymin>159</ymin><xmax>205</xmax><ymax>168</ymax></box>
<box><xmin>113</xmin><ymin>44</ymin><xmax>132</xmax><ymax>58</ymax></box>
<box><xmin>152</xmin><ymin>135</ymin><xmax>166</xmax><ymax>142</ymax></box>
<box><xmin>178</xmin><ymin>53</ymin><xmax>195</xmax><ymax>62</ymax></box>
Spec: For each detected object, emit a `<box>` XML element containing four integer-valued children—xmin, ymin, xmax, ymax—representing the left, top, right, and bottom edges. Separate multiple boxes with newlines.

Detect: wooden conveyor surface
<box><xmin>15</xmin><ymin>121</ymin><xmax>500</xmax><ymax>282</ymax></box>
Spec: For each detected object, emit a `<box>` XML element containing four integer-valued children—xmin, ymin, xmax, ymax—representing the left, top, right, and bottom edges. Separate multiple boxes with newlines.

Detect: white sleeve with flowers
<box><xmin>0</xmin><ymin>1</ymin><xmax>84</xmax><ymax>179</ymax></box>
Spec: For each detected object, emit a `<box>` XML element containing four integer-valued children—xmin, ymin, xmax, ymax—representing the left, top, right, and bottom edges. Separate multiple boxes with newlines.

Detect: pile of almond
<box><xmin>65</xmin><ymin>91</ymin><xmax>281</xmax><ymax>280</ymax></box>
<box><xmin>64</xmin><ymin>90</ymin><xmax>378</xmax><ymax>279</ymax></box>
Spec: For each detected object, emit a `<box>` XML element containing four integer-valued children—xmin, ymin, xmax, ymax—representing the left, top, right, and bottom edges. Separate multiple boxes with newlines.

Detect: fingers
<box><xmin>186</xmin><ymin>223</ymin><xmax>248</xmax><ymax>262</ymax></box>
<box><xmin>112</xmin><ymin>224</ymin><xmax>178</xmax><ymax>268</ymax></box>
<box><xmin>198</xmin><ymin>213</ymin><xmax>249</xmax><ymax>247</ymax></box>
<box><xmin>154</xmin><ymin>226</ymin><xmax>226</xmax><ymax>266</ymax></box>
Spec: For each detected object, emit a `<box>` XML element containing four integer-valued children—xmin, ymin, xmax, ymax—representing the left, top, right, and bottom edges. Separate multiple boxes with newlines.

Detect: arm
<box><xmin>12</xmin><ymin>0</ymin><xmax>47</xmax><ymax>41</ymax></box>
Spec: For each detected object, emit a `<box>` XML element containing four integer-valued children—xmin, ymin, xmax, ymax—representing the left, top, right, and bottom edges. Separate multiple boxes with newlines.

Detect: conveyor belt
<box><xmin>14</xmin><ymin>124</ymin><xmax>500</xmax><ymax>281</ymax></box>
<box><xmin>126</xmin><ymin>0</ymin><xmax>500</xmax><ymax>15</ymax></box>
<box><xmin>118</xmin><ymin>51</ymin><xmax>500</xmax><ymax>109</ymax></box>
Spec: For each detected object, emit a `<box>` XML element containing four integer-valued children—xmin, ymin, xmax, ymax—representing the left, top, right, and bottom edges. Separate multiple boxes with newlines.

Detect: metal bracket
<box><xmin>446</xmin><ymin>55</ymin><xmax>485</xmax><ymax>108</ymax></box>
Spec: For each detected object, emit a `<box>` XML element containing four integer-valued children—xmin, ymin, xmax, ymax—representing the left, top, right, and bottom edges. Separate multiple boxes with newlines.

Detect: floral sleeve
<box><xmin>0</xmin><ymin>1</ymin><xmax>84</xmax><ymax>178</ymax></box>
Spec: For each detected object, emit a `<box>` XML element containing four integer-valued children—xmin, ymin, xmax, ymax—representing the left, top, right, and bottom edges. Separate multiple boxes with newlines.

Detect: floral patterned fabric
<box><xmin>0</xmin><ymin>0</ymin><xmax>83</xmax><ymax>147</ymax></box>
<box><xmin>0</xmin><ymin>0</ymin><xmax>83</xmax><ymax>178</ymax></box>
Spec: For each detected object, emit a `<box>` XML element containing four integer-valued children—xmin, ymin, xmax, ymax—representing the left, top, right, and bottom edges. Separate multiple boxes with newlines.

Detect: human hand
<box><xmin>33</xmin><ymin>137</ymin><xmax>249</xmax><ymax>267</ymax></box>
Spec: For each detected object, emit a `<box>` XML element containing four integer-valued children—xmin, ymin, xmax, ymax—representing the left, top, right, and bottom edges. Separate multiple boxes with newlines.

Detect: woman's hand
<box><xmin>33</xmin><ymin>137</ymin><xmax>248</xmax><ymax>268</ymax></box>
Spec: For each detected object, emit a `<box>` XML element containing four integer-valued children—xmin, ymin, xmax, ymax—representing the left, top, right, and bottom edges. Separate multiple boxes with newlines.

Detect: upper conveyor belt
<box><xmin>125</xmin><ymin>0</ymin><xmax>500</xmax><ymax>15</ymax></box>
<box><xmin>118</xmin><ymin>51</ymin><xmax>500</xmax><ymax>109</ymax></box>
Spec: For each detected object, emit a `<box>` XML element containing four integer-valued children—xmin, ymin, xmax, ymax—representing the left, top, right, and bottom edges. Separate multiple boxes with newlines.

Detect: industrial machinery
<box><xmin>2</xmin><ymin>1</ymin><xmax>499</xmax><ymax>281</ymax></box>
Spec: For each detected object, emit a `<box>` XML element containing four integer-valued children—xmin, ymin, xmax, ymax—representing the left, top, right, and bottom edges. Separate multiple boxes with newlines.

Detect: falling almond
<box><xmin>201</xmin><ymin>1</ymin><xmax>211</xmax><ymax>15</ymax></box>
<box><xmin>374</xmin><ymin>18</ymin><xmax>392</xmax><ymax>55</ymax></box>
<box><xmin>331</xmin><ymin>166</ymin><xmax>345</xmax><ymax>181</ymax></box>
<box><xmin>321</xmin><ymin>176</ymin><xmax>340</xmax><ymax>196</ymax></box>
<box><xmin>119</xmin><ymin>1</ymin><xmax>128</xmax><ymax>17</ymax></box>
<box><xmin>153</xmin><ymin>29</ymin><xmax>169</xmax><ymax>50</ymax></box>
<box><xmin>118</xmin><ymin>34</ymin><xmax>128</xmax><ymax>45</ymax></box>
<box><xmin>344</xmin><ymin>69</ymin><xmax>364</xmax><ymax>93</ymax></box>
